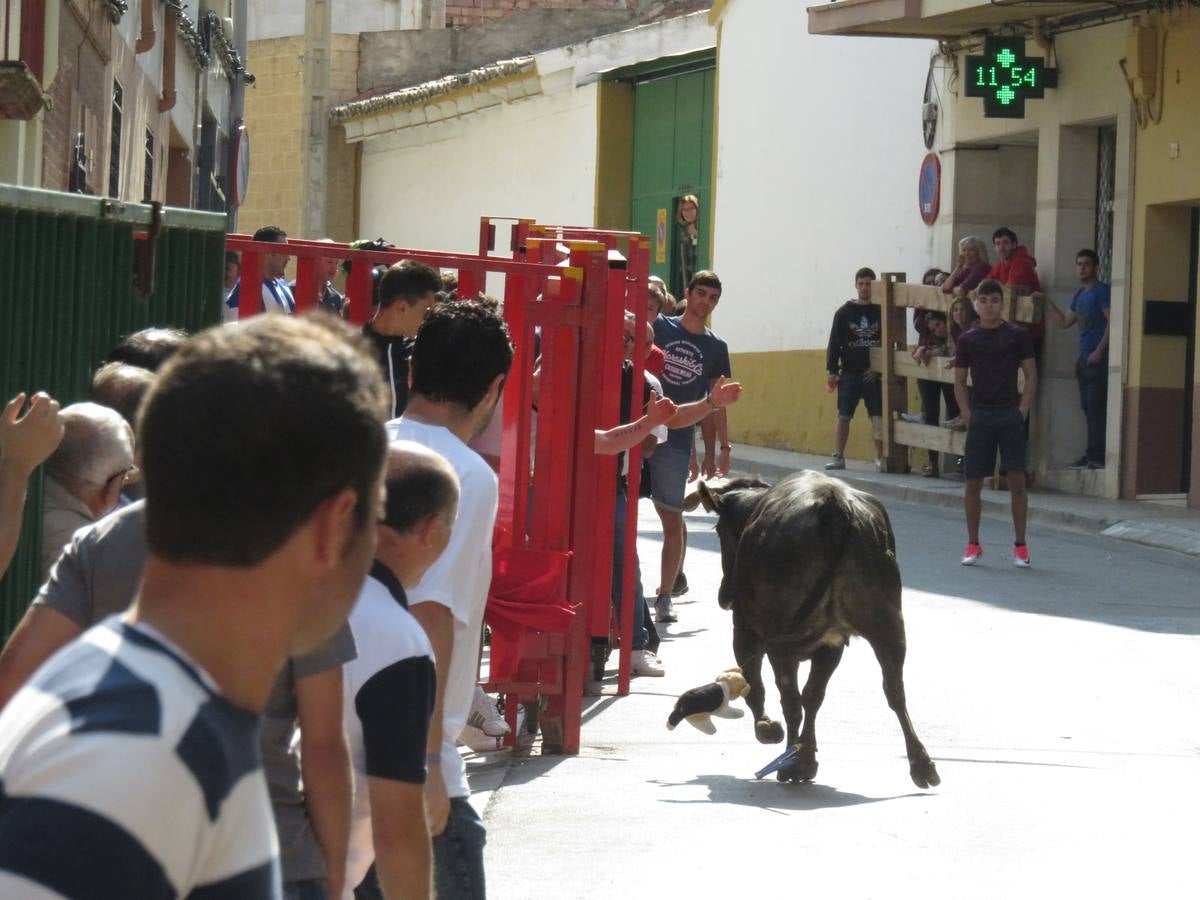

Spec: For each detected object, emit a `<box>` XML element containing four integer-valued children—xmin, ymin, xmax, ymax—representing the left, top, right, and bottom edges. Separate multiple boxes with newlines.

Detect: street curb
<box><xmin>728</xmin><ymin>455</ymin><xmax>1200</xmax><ymax>557</ymax></box>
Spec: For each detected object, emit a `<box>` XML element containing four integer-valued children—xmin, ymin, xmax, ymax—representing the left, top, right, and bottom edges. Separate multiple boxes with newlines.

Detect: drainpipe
<box><xmin>135</xmin><ymin>0</ymin><xmax>155</xmax><ymax>53</ymax></box>
<box><xmin>159</xmin><ymin>8</ymin><xmax>177</xmax><ymax>112</ymax></box>
<box><xmin>228</xmin><ymin>0</ymin><xmax>247</xmax><ymax>230</ymax></box>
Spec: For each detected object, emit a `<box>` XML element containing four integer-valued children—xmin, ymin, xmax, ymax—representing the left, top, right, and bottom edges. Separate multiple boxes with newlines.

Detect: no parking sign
<box><xmin>919</xmin><ymin>153</ymin><xmax>940</xmax><ymax>226</ymax></box>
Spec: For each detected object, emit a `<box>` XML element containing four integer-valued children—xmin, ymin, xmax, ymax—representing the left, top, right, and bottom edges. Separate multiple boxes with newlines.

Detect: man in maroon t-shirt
<box><xmin>953</xmin><ymin>280</ymin><xmax>1038</xmax><ymax>569</ymax></box>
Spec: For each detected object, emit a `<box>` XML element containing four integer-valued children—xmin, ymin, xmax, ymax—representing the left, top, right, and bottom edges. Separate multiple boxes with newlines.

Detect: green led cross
<box><xmin>964</xmin><ymin>36</ymin><xmax>1057</xmax><ymax>119</ymax></box>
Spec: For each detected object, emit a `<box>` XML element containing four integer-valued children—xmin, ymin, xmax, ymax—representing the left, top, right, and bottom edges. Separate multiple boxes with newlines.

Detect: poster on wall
<box><xmin>655</xmin><ymin>208</ymin><xmax>668</xmax><ymax>264</ymax></box>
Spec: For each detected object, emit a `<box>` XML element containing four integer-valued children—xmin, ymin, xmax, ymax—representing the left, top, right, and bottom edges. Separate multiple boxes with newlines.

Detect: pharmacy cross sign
<box><xmin>964</xmin><ymin>36</ymin><xmax>1058</xmax><ymax>119</ymax></box>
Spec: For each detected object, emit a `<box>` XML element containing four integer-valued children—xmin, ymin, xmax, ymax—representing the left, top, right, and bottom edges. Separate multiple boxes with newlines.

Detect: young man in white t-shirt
<box><xmin>387</xmin><ymin>298</ymin><xmax>513</xmax><ymax>899</ymax></box>
<box><xmin>344</xmin><ymin>442</ymin><xmax>459</xmax><ymax>899</ymax></box>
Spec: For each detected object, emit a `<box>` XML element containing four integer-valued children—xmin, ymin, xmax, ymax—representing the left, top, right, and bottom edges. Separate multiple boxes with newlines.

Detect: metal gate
<box><xmin>0</xmin><ymin>185</ymin><xmax>226</xmax><ymax>637</ymax></box>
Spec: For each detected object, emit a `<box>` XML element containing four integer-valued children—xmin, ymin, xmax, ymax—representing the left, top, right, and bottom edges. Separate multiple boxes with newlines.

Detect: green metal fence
<box><xmin>0</xmin><ymin>186</ymin><xmax>227</xmax><ymax>637</ymax></box>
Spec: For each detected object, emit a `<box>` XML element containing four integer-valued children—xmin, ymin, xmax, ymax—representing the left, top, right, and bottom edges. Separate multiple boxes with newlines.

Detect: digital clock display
<box><xmin>964</xmin><ymin>37</ymin><xmax>1058</xmax><ymax>119</ymax></box>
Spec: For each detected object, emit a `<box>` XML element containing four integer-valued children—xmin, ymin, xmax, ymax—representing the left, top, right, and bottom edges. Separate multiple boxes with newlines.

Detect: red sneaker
<box><xmin>961</xmin><ymin>543</ymin><xmax>983</xmax><ymax>566</ymax></box>
<box><xmin>1012</xmin><ymin>544</ymin><xmax>1031</xmax><ymax>568</ymax></box>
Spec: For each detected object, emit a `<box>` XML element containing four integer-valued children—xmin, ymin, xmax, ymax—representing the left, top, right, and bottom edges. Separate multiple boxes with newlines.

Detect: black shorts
<box><xmin>964</xmin><ymin>406</ymin><xmax>1027</xmax><ymax>480</ymax></box>
<box><xmin>836</xmin><ymin>371</ymin><xmax>882</xmax><ymax>419</ymax></box>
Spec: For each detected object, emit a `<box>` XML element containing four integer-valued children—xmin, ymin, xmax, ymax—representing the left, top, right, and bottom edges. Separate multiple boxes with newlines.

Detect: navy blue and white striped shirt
<box><xmin>0</xmin><ymin>618</ymin><xmax>281</xmax><ymax>899</ymax></box>
<box><xmin>223</xmin><ymin>277</ymin><xmax>296</xmax><ymax>323</ymax></box>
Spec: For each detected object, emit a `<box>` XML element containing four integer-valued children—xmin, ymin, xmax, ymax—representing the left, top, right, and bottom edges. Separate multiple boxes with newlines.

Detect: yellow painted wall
<box><xmin>728</xmin><ymin>350</ymin><xmax>881</xmax><ymax>462</ymax></box>
<box><xmin>326</xmin><ymin>34</ymin><xmax>362</xmax><ymax>242</ymax></box>
<box><xmin>594</xmin><ymin>80</ymin><xmax>633</xmax><ymax>231</ymax></box>
<box><xmin>1129</xmin><ymin>9</ymin><xmax>1200</xmax><ymax>390</ymax></box>
<box><xmin>240</xmin><ymin>36</ymin><xmax>306</xmax><ymax>238</ymax></box>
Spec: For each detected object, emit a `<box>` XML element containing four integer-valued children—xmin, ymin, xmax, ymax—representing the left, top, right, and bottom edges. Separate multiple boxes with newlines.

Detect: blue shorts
<box><xmin>647</xmin><ymin>440</ymin><xmax>691</xmax><ymax>512</ymax></box>
<box><xmin>836</xmin><ymin>371</ymin><xmax>882</xmax><ymax>419</ymax></box>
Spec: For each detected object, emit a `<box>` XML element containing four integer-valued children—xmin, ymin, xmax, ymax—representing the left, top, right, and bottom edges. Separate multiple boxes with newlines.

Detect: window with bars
<box><xmin>1095</xmin><ymin>125</ymin><xmax>1116</xmax><ymax>283</ymax></box>
<box><xmin>143</xmin><ymin>129</ymin><xmax>155</xmax><ymax>203</ymax></box>
<box><xmin>109</xmin><ymin>81</ymin><xmax>123</xmax><ymax>198</ymax></box>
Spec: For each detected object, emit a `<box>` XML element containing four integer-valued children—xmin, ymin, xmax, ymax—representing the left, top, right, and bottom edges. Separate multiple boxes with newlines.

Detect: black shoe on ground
<box><xmin>671</xmin><ymin>571</ymin><xmax>689</xmax><ymax>597</ymax></box>
<box><xmin>1068</xmin><ymin>456</ymin><xmax>1089</xmax><ymax>470</ymax></box>
<box><xmin>1087</xmin><ymin>460</ymin><xmax>1105</xmax><ymax>470</ymax></box>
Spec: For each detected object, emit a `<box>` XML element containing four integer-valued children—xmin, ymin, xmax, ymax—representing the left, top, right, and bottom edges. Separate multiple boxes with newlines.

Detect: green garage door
<box><xmin>630</xmin><ymin>63</ymin><xmax>715</xmax><ymax>298</ymax></box>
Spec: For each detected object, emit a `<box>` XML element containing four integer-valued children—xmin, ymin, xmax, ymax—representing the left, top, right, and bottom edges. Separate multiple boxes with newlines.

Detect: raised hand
<box><xmin>708</xmin><ymin>376</ymin><xmax>742</xmax><ymax>408</ymax></box>
<box><xmin>646</xmin><ymin>391</ymin><xmax>677</xmax><ymax>427</ymax></box>
<box><xmin>1</xmin><ymin>393</ymin><xmax>65</xmax><ymax>476</ymax></box>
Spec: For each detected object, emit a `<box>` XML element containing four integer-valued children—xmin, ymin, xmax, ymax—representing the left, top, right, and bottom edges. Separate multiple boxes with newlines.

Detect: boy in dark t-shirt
<box><xmin>825</xmin><ymin>267</ymin><xmax>884</xmax><ymax>470</ymax></box>
<box><xmin>954</xmin><ymin>279</ymin><xmax>1038</xmax><ymax>568</ymax></box>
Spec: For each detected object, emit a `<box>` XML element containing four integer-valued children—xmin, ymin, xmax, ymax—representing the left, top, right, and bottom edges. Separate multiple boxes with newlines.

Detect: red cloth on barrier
<box><xmin>485</xmin><ymin>546</ymin><xmax>575</xmax><ymax>682</ymax></box>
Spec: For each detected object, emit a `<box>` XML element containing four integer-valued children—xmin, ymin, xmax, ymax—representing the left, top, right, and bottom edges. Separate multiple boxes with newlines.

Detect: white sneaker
<box><xmin>824</xmin><ymin>454</ymin><xmax>845</xmax><ymax>470</ymax></box>
<box><xmin>459</xmin><ymin>723</ymin><xmax>504</xmax><ymax>753</ymax></box>
<box><xmin>875</xmin><ymin>457</ymin><xmax>884</xmax><ymax>472</ymax></box>
<box><xmin>631</xmin><ymin>649</ymin><xmax>665</xmax><ymax>677</ymax></box>
<box><xmin>467</xmin><ymin>686</ymin><xmax>510</xmax><ymax>737</ymax></box>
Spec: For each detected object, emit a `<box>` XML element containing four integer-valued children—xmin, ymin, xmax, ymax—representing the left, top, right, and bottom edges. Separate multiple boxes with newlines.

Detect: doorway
<box><xmin>629</xmin><ymin>60</ymin><xmax>715</xmax><ymax>297</ymax></box>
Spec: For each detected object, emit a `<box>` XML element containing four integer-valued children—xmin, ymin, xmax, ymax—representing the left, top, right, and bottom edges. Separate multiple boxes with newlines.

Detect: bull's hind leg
<box><xmin>734</xmin><ymin>619</ymin><xmax>783</xmax><ymax>744</ymax></box>
<box><xmin>867</xmin><ymin>632</ymin><xmax>941</xmax><ymax>789</ymax></box>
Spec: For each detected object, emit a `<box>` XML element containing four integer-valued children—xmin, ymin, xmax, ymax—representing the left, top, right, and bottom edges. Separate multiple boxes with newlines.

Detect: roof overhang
<box><xmin>333</xmin><ymin>57</ymin><xmax>542</xmax><ymax>143</ymax></box>
<box><xmin>807</xmin><ymin>0</ymin><xmax>1115</xmax><ymax>40</ymax></box>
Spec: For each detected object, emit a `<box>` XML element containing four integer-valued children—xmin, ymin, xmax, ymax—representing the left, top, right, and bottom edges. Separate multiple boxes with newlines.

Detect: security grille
<box><xmin>1096</xmin><ymin>126</ymin><xmax>1116</xmax><ymax>283</ymax></box>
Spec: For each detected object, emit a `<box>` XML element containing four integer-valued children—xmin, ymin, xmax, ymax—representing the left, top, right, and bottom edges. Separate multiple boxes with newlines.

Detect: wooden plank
<box><xmin>870</xmin><ymin>347</ymin><xmax>957</xmax><ymax>385</ymax></box>
<box><xmin>894</xmin><ymin>420</ymin><xmax>967</xmax><ymax>456</ymax></box>
<box><xmin>879</xmin><ymin>273</ymin><xmax>909</xmax><ymax>472</ymax></box>
<box><xmin>869</xmin><ymin>280</ymin><xmax>1042</xmax><ymax>323</ymax></box>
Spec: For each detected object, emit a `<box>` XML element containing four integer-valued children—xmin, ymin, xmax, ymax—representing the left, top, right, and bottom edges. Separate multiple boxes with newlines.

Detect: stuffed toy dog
<box><xmin>666</xmin><ymin>667</ymin><xmax>750</xmax><ymax>735</ymax></box>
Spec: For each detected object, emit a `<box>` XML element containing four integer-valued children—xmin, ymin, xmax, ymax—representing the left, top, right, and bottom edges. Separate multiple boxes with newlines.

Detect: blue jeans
<box><xmin>1076</xmin><ymin>359</ymin><xmax>1107</xmax><ymax>464</ymax></box>
<box><xmin>612</xmin><ymin>485</ymin><xmax>649</xmax><ymax>651</ymax></box>
<box><xmin>433</xmin><ymin>797</ymin><xmax>487</xmax><ymax>899</ymax></box>
<box><xmin>284</xmin><ymin>879</ymin><xmax>328</xmax><ymax>900</ymax></box>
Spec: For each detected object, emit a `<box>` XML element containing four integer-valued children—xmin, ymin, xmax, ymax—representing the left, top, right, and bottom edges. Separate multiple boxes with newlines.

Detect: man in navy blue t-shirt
<box><xmin>1044</xmin><ymin>249</ymin><xmax>1111</xmax><ymax>470</ymax></box>
<box><xmin>650</xmin><ymin>271</ymin><xmax>735</xmax><ymax>624</ymax></box>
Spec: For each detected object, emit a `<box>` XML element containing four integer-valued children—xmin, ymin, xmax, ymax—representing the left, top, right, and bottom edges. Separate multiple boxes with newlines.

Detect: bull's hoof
<box><xmin>776</xmin><ymin>753</ymin><xmax>818</xmax><ymax>784</ymax></box>
<box><xmin>755</xmin><ymin>719</ymin><xmax>784</xmax><ymax>744</ymax></box>
<box><xmin>910</xmin><ymin>757</ymin><xmax>941</xmax><ymax>789</ymax></box>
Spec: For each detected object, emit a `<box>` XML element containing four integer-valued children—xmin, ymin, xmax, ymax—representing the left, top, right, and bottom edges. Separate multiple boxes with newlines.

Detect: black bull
<box><xmin>692</xmin><ymin>472</ymin><xmax>940</xmax><ymax>788</ymax></box>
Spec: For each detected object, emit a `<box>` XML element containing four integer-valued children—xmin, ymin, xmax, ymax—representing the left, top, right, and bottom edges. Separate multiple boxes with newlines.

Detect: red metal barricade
<box><xmin>480</xmin><ymin>218</ymin><xmax>652</xmax><ymax>704</ymax></box>
<box><xmin>225</xmin><ymin>230</ymin><xmax>628</xmax><ymax>755</ymax></box>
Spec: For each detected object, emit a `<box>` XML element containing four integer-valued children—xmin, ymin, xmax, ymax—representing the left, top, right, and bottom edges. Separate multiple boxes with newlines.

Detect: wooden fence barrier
<box><xmin>870</xmin><ymin>274</ymin><xmax>1042</xmax><ymax>473</ymax></box>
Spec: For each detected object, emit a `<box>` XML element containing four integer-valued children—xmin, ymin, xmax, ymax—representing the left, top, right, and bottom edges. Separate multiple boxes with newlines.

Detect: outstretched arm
<box><xmin>0</xmin><ymin>393</ymin><xmax>64</xmax><ymax>579</ymax></box>
<box><xmin>594</xmin><ymin>393</ymin><xmax>677</xmax><ymax>456</ymax></box>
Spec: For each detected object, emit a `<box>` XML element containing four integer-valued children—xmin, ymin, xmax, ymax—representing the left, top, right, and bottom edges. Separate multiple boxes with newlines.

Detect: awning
<box><xmin>807</xmin><ymin>0</ymin><xmax>1122</xmax><ymax>40</ymax></box>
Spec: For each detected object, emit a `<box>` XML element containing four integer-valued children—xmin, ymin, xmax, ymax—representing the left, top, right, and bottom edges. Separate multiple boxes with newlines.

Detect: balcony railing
<box><xmin>1</xmin><ymin>0</ymin><xmax>46</xmax><ymax>119</ymax></box>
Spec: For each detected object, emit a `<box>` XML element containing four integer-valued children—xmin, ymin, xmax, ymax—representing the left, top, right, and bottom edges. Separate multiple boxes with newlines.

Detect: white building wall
<box><xmin>358</xmin><ymin>69</ymin><xmax>599</xmax><ymax>254</ymax></box>
<box><xmin>353</xmin><ymin>13</ymin><xmax>716</xmax><ymax>254</ymax></box>
<box><xmin>712</xmin><ymin>0</ymin><xmax>937</xmax><ymax>354</ymax></box>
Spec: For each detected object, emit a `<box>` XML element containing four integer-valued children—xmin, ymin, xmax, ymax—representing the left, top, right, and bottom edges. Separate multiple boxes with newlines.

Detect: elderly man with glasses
<box><xmin>40</xmin><ymin>402</ymin><xmax>135</xmax><ymax>579</ymax></box>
